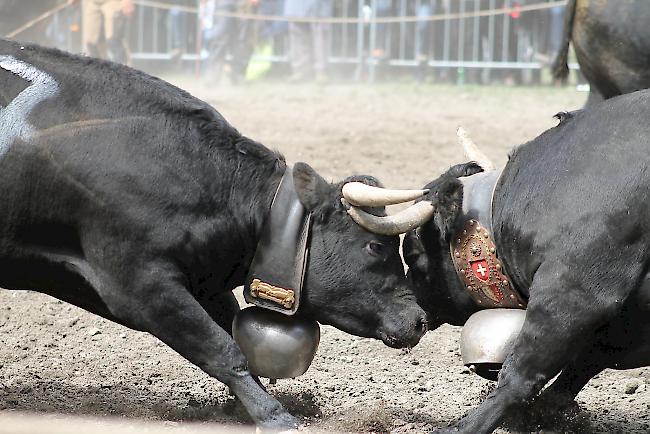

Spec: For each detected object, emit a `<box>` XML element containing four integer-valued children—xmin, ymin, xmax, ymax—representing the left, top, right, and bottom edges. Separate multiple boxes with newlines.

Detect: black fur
<box><xmin>551</xmin><ymin>0</ymin><xmax>650</xmax><ymax>104</ymax></box>
<box><xmin>0</xmin><ymin>39</ymin><xmax>426</xmax><ymax>429</ymax></box>
<box><xmin>550</xmin><ymin>0</ymin><xmax>576</xmax><ymax>83</ymax></box>
<box><xmin>405</xmin><ymin>163</ymin><xmax>483</xmax><ymax>328</ymax></box>
<box><xmin>405</xmin><ymin>90</ymin><xmax>650</xmax><ymax>433</ymax></box>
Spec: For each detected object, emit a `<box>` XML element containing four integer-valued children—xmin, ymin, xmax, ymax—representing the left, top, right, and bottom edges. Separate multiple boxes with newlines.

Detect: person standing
<box><xmin>372</xmin><ymin>0</ymin><xmax>392</xmax><ymax>61</ymax></box>
<box><xmin>81</xmin><ymin>0</ymin><xmax>134</xmax><ymax>64</ymax></box>
<box><xmin>414</xmin><ymin>0</ymin><xmax>434</xmax><ymax>83</ymax></box>
<box><xmin>201</xmin><ymin>0</ymin><xmax>259</xmax><ymax>84</ymax></box>
<box><xmin>284</xmin><ymin>0</ymin><xmax>333</xmax><ymax>82</ymax></box>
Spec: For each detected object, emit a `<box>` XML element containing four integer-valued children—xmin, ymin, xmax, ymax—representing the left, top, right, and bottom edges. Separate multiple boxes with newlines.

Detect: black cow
<box><xmin>0</xmin><ymin>39</ymin><xmax>427</xmax><ymax>429</ymax></box>
<box><xmin>552</xmin><ymin>0</ymin><xmax>650</xmax><ymax>105</ymax></box>
<box><xmin>404</xmin><ymin>91</ymin><xmax>650</xmax><ymax>433</ymax></box>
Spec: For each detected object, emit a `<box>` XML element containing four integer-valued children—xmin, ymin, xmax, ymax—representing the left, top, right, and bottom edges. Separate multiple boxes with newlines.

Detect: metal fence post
<box><xmin>443</xmin><ymin>2</ymin><xmax>450</xmax><ymax>66</ymax></box>
<box><xmin>355</xmin><ymin>0</ymin><xmax>365</xmax><ymax>82</ymax></box>
<box><xmin>137</xmin><ymin>3</ymin><xmax>144</xmax><ymax>54</ymax></box>
<box><xmin>472</xmin><ymin>0</ymin><xmax>480</xmax><ymax>63</ymax></box>
<box><xmin>119</xmin><ymin>0</ymin><xmax>562</xmax><ymax>84</ymax></box>
<box><xmin>485</xmin><ymin>0</ymin><xmax>496</xmax><ymax>83</ymax></box>
<box><xmin>400</xmin><ymin>0</ymin><xmax>407</xmax><ymax>61</ymax></box>
<box><xmin>457</xmin><ymin>0</ymin><xmax>466</xmax><ymax>84</ymax></box>
<box><xmin>368</xmin><ymin>0</ymin><xmax>377</xmax><ymax>83</ymax></box>
<box><xmin>194</xmin><ymin>0</ymin><xmax>201</xmax><ymax>77</ymax></box>
<box><xmin>502</xmin><ymin>0</ymin><xmax>511</xmax><ymax>62</ymax></box>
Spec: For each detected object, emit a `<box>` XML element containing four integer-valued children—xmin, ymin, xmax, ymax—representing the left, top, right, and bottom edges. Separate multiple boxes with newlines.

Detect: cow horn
<box><xmin>342</xmin><ymin>182</ymin><xmax>429</xmax><ymax>207</ymax></box>
<box><xmin>341</xmin><ymin>199</ymin><xmax>434</xmax><ymax>235</ymax></box>
<box><xmin>457</xmin><ymin>127</ymin><xmax>495</xmax><ymax>171</ymax></box>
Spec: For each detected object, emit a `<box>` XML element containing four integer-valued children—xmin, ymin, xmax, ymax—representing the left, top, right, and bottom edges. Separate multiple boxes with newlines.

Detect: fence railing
<box><xmin>9</xmin><ymin>0</ymin><xmax>579</xmax><ymax>83</ymax></box>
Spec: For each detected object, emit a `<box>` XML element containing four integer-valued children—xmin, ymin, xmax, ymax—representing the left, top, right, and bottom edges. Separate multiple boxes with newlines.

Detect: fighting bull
<box><xmin>403</xmin><ymin>90</ymin><xmax>650</xmax><ymax>433</ymax></box>
<box><xmin>0</xmin><ymin>39</ymin><xmax>429</xmax><ymax>429</ymax></box>
<box><xmin>552</xmin><ymin>0</ymin><xmax>650</xmax><ymax>105</ymax></box>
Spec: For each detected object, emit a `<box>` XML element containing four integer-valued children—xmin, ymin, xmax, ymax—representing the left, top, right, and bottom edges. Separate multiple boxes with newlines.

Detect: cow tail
<box><xmin>551</xmin><ymin>0</ymin><xmax>577</xmax><ymax>82</ymax></box>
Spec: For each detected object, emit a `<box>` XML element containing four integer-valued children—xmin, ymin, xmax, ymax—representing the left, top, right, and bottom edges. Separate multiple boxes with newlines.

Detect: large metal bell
<box><xmin>460</xmin><ymin>308</ymin><xmax>526</xmax><ymax>380</ymax></box>
<box><xmin>233</xmin><ymin>306</ymin><xmax>320</xmax><ymax>380</ymax></box>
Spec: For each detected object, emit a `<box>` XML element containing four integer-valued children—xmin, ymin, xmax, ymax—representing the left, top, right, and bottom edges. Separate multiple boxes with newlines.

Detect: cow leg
<box><xmin>543</xmin><ymin>307</ymin><xmax>650</xmax><ymax>406</ymax></box>
<box><xmin>197</xmin><ymin>290</ymin><xmax>267</xmax><ymax>391</ymax></box>
<box><xmin>440</xmin><ymin>261</ymin><xmax>627</xmax><ymax>434</ymax></box>
<box><xmin>538</xmin><ymin>343</ymin><xmax>607</xmax><ymax>407</ymax></box>
<box><xmin>103</xmin><ymin>262</ymin><xmax>298</xmax><ymax>429</ymax></box>
<box><xmin>196</xmin><ymin>290</ymin><xmax>241</xmax><ymax>336</ymax></box>
<box><xmin>585</xmin><ymin>89</ymin><xmax>604</xmax><ymax>107</ymax></box>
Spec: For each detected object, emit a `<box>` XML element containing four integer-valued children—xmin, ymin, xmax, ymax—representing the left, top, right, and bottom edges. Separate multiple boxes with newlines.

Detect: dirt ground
<box><xmin>1</xmin><ymin>81</ymin><xmax>649</xmax><ymax>434</ymax></box>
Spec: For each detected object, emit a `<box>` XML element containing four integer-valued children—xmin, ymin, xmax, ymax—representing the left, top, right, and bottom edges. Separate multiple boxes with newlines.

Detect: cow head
<box><xmin>403</xmin><ymin>162</ymin><xmax>486</xmax><ymax>329</ymax></box>
<box><xmin>292</xmin><ymin>163</ymin><xmax>428</xmax><ymax>348</ymax></box>
<box><xmin>402</xmin><ymin>129</ymin><xmax>500</xmax><ymax>329</ymax></box>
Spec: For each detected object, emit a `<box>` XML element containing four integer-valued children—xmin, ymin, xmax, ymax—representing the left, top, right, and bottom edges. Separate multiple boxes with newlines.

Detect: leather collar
<box><xmin>244</xmin><ymin>166</ymin><xmax>312</xmax><ymax>316</ymax></box>
<box><xmin>450</xmin><ymin>169</ymin><xmax>527</xmax><ymax>309</ymax></box>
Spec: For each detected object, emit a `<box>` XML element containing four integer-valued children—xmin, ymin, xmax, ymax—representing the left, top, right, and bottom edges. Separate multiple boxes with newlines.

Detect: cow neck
<box><xmin>450</xmin><ymin>169</ymin><xmax>527</xmax><ymax>309</ymax></box>
<box><xmin>243</xmin><ymin>166</ymin><xmax>311</xmax><ymax>316</ymax></box>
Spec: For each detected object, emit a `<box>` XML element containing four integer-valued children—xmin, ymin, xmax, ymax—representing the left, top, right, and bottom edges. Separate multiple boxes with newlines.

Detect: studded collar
<box><xmin>450</xmin><ymin>170</ymin><xmax>527</xmax><ymax>309</ymax></box>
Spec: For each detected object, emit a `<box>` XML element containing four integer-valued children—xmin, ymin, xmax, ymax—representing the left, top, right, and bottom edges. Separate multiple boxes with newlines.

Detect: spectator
<box><xmin>46</xmin><ymin>1</ymin><xmax>81</xmax><ymax>52</ymax></box>
<box><xmin>260</xmin><ymin>0</ymin><xmax>287</xmax><ymax>41</ymax></box>
<box><xmin>82</xmin><ymin>0</ymin><xmax>134</xmax><ymax>64</ymax></box>
<box><xmin>414</xmin><ymin>0</ymin><xmax>434</xmax><ymax>83</ymax></box>
<box><xmin>548</xmin><ymin>3</ymin><xmax>565</xmax><ymax>58</ymax></box>
<box><xmin>372</xmin><ymin>0</ymin><xmax>392</xmax><ymax>60</ymax></box>
<box><xmin>168</xmin><ymin>6</ymin><xmax>186</xmax><ymax>61</ymax></box>
<box><xmin>200</xmin><ymin>0</ymin><xmax>259</xmax><ymax>84</ymax></box>
<box><xmin>284</xmin><ymin>0</ymin><xmax>333</xmax><ymax>82</ymax></box>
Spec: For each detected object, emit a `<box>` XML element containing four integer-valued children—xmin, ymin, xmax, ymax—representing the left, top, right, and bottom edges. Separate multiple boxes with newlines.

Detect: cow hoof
<box><xmin>257</xmin><ymin>411</ymin><xmax>300</xmax><ymax>432</ymax></box>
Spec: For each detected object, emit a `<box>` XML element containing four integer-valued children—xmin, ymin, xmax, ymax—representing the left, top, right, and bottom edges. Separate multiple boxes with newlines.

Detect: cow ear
<box><xmin>445</xmin><ymin>161</ymin><xmax>484</xmax><ymax>178</ymax></box>
<box><xmin>429</xmin><ymin>177</ymin><xmax>464</xmax><ymax>242</ymax></box>
<box><xmin>293</xmin><ymin>162</ymin><xmax>329</xmax><ymax>211</ymax></box>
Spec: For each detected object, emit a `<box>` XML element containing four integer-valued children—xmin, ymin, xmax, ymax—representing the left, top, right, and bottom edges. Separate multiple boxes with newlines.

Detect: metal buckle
<box><xmin>250</xmin><ymin>278</ymin><xmax>296</xmax><ymax>309</ymax></box>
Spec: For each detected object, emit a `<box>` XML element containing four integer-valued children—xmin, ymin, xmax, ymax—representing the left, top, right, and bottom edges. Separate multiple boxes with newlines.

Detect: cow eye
<box><xmin>364</xmin><ymin>241</ymin><xmax>386</xmax><ymax>257</ymax></box>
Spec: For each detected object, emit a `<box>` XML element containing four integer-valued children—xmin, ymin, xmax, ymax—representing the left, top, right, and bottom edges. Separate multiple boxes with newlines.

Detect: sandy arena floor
<box><xmin>0</xmin><ymin>81</ymin><xmax>648</xmax><ymax>433</ymax></box>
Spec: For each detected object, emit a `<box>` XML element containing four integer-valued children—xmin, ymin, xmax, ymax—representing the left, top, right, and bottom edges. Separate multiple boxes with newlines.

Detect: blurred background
<box><xmin>0</xmin><ymin>0</ymin><xmax>584</xmax><ymax>87</ymax></box>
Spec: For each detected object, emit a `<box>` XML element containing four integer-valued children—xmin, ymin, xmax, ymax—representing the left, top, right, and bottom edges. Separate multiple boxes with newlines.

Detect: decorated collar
<box><xmin>450</xmin><ymin>170</ymin><xmax>527</xmax><ymax>309</ymax></box>
<box><xmin>243</xmin><ymin>166</ymin><xmax>312</xmax><ymax>315</ymax></box>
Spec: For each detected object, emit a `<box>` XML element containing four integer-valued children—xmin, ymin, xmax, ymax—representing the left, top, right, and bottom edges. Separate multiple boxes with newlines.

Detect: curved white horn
<box><xmin>457</xmin><ymin>127</ymin><xmax>495</xmax><ymax>170</ymax></box>
<box><xmin>342</xmin><ymin>182</ymin><xmax>429</xmax><ymax>207</ymax></box>
<box><xmin>342</xmin><ymin>199</ymin><xmax>434</xmax><ymax>235</ymax></box>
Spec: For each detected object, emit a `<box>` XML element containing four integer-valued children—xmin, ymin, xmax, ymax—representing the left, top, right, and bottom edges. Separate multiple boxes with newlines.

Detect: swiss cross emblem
<box><xmin>470</xmin><ymin>260</ymin><xmax>490</xmax><ymax>282</ymax></box>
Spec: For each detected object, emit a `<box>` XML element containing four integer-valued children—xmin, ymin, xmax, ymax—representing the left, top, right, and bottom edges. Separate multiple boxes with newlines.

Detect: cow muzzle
<box><xmin>378</xmin><ymin>306</ymin><xmax>428</xmax><ymax>349</ymax></box>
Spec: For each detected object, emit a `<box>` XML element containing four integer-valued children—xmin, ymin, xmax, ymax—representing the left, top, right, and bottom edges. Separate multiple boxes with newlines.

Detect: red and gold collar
<box><xmin>450</xmin><ymin>170</ymin><xmax>527</xmax><ymax>309</ymax></box>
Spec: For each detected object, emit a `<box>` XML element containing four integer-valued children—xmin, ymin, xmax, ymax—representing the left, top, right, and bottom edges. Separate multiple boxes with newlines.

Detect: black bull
<box><xmin>405</xmin><ymin>90</ymin><xmax>650</xmax><ymax>433</ymax></box>
<box><xmin>0</xmin><ymin>39</ymin><xmax>427</xmax><ymax>429</ymax></box>
<box><xmin>552</xmin><ymin>0</ymin><xmax>650</xmax><ymax>104</ymax></box>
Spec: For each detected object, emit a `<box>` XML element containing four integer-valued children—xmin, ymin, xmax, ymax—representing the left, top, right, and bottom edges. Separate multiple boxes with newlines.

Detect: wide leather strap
<box><xmin>244</xmin><ymin>166</ymin><xmax>311</xmax><ymax>315</ymax></box>
<box><xmin>450</xmin><ymin>170</ymin><xmax>527</xmax><ymax>309</ymax></box>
